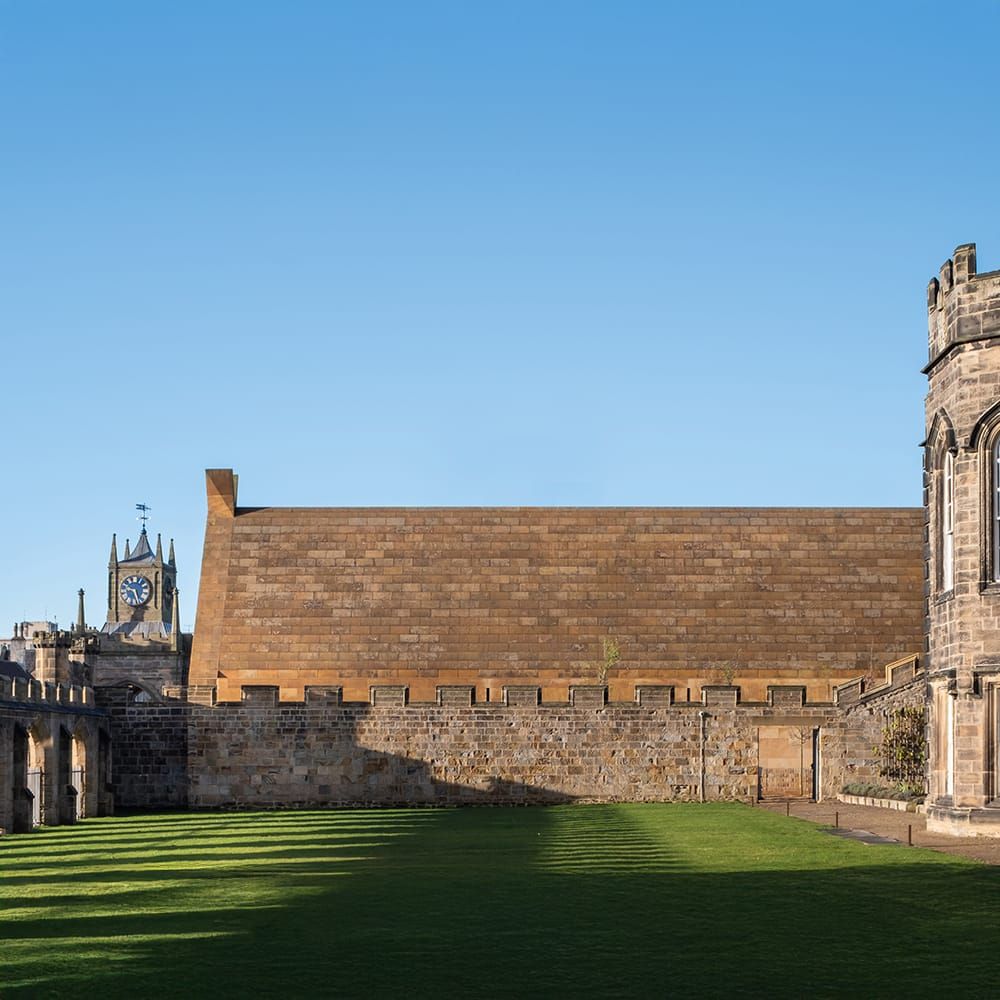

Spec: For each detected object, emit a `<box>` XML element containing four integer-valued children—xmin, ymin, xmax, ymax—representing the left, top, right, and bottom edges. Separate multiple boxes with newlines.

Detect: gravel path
<box><xmin>757</xmin><ymin>799</ymin><xmax>1000</xmax><ymax>865</ymax></box>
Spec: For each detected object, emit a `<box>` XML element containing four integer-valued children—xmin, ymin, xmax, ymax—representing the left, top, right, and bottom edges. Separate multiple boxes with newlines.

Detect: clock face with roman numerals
<box><xmin>120</xmin><ymin>575</ymin><xmax>152</xmax><ymax>607</ymax></box>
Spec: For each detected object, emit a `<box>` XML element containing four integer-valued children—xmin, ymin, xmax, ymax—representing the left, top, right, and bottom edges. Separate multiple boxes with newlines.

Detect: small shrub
<box><xmin>841</xmin><ymin>781</ymin><xmax>925</xmax><ymax>803</ymax></box>
<box><xmin>874</xmin><ymin>705</ymin><xmax>927</xmax><ymax>795</ymax></box>
<box><xmin>596</xmin><ymin>636</ymin><xmax>620</xmax><ymax>685</ymax></box>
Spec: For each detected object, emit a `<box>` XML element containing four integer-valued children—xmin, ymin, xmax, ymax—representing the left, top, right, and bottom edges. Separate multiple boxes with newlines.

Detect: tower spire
<box><xmin>171</xmin><ymin>588</ymin><xmax>181</xmax><ymax>652</ymax></box>
<box><xmin>76</xmin><ymin>589</ymin><xmax>86</xmax><ymax>635</ymax></box>
<box><xmin>155</xmin><ymin>533</ymin><xmax>163</xmax><ymax>561</ymax></box>
<box><xmin>123</xmin><ymin>538</ymin><xmax>131</xmax><ymax>559</ymax></box>
<box><xmin>168</xmin><ymin>538</ymin><xmax>176</xmax><ymax>565</ymax></box>
<box><xmin>109</xmin><ymin>533</ymin><xmax>118</xmax><ymax>566</ymax></box>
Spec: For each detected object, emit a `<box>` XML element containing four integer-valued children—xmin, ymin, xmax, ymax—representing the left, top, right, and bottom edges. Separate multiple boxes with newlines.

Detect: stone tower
<box><xmin>105</xmin><ymin>528</ymin><xmax>177</xmax><ymax>638</ymax></box>
<box><xmin>80</xmin><ymin>515</ymin><xmax>189</xmax><ymax>698</ymax></box>
<box><xmin>923</xmin><ymin>242</ymin><xmax>1000</xmax><ymax>837</ymax></box>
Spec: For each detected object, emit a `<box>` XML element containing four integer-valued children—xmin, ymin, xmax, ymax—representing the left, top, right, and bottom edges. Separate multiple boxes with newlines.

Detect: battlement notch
<box><xmin>926</xmin><ymin>243</ymin><xmax>1000</xmax><ymax>371</ymax></box>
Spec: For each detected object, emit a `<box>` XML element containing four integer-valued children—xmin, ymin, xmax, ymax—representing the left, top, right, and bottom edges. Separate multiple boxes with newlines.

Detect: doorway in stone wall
<box><xmin>757</xmin><ymin>725</ymin><xmax>816</xmax><ymax>800</ymax></box>
<box><xmin>57</xmin><ymin>726</ymin><xmax>75</xmax><ymax>825</ymax></box>
<box><xmin>71</xmin><ymin>734</ymin><xmax>87</xmax><ymax>821</ymax></box>
<box><xmin>11</xmin><ymin>725</ymin><xmax>32</xmax><ymax>832</ymax></box>
<box><xmin>25</xmin><ymin>727</ymin><xmax>44</xmax><ymax>828</ymax></box>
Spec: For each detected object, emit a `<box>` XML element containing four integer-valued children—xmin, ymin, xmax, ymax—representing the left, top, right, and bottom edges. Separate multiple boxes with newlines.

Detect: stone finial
<box><xmin>123</xmin><ymin>538</ymin><xmax>131</xmax><ymax>560</ymax></box>
<box><xmin>168</xmin><ymin>537</ymin><xmax>176</xmax><ymax>565</ymax></box>
<box><xmin>155</xmin><ymin>533</ymin><xmax>163</xmax><ymax>561</ymax></box>
<box><xmin>109</xmin><ymin>533</ymin><xmax>118</xmax><ymax>566</ymax></box>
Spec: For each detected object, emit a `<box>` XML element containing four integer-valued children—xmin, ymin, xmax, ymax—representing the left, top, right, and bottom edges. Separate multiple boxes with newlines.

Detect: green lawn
<box><xmin>1</xmin><ymin>804</ymin><xmax>997</xmax><ymax>998</ymax></box>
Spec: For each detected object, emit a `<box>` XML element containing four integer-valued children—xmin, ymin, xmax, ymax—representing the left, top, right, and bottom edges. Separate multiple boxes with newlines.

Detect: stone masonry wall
<box><xmin>186</xmin><ymin>698</ymin><xmax>787</xmax><ymax>808</ymax></box>
<box><xmin>0</xmin><ymin>677</ymin><xmax>110</xmax><ymax>832</ymax></box>
<box><xmin>85</xmin><ymin>648</ymin><xmax>187</xmax><ymax>699</ymax></box>
<box><xmin>924</xmin><ymin>243</ymin><xmax>1000</xmax><ymax>813</ymax></box>
<box><xmin>96</xmin><ymin>688</ymin><xmax>189</xmax><ymax>809</ymax></box>
<box><xmin>158</xmin><ymin>665</ymin><xmax>920</xmax><ymax>809</ymax></box>
<box><xmin>98</xmin><ymin>664</ymin><xmax>927</xmax><ymax>812</ymax></box>
<box><xmin>823</xmin><ymin>658</ymin><xmax>927</xmax><ymax>793</ymax></box>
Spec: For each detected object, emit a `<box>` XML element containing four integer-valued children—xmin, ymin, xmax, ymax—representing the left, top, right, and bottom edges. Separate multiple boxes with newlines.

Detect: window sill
<box><xmin>934</xmin><ymin>589</ymin><xmax>955</xmax><ymax>605</ymax></box>
<box><xmin>980</xmin><ymin>582</ymin><xmax>1000</xmax><ymax>597</ymax></box>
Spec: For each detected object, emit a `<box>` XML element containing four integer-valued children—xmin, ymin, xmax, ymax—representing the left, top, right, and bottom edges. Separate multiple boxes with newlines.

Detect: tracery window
<box><xmin>942</xmin><ymin>449</ymin><xmax>954</xmax><ymax>592</ymax></box>
<box><xmin>966</xmin><ymin>403</ymin><xmax>1000</xmax><ymax>587</ymax></box>
<box><xmin>993</xmin><ymin>438</ymin><xmax>1000</xmax><ymax>584</ymax></box>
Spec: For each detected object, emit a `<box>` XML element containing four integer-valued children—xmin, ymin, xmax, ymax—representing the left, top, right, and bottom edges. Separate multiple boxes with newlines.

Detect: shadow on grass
<box><xmin>2</xmin><ymin>805</ymin><xmax>998</xmax><ymax>999</ymax></box>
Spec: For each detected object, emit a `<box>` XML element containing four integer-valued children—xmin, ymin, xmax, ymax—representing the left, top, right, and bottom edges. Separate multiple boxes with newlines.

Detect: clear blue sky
<box><xmin>3</xmin><ymin>1</ymin><xmax>1000</xmax><ymax>629</ymax></box>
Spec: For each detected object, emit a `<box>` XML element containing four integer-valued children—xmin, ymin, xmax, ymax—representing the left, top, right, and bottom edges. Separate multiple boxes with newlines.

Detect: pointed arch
<box><xmin>98</xmin><ymin>678</ymin><xmax>163</xmax><ymax>703</ymax></box>
<box><xmin>24</xmin><ymin>719</ymin><xmax>48</xmax><ymax>827</ymax></box>
<box><xmin>982</xmin><ymin>425</ymin><xmax>1000</xmax><ymax>587</ymax></box>
<box><xmin>926</xmin><ymin>409</ymin><xmax>958</xmax><ymax>595</ymax></box>
<box><xmin>956</xmin><ymin>400</ymin><xmax>1000</xmax><ymax>587</ymax></box>
<box><xmin>968</xmin><ymin>399</ymin><xmax>1000</xmax><ymax>449</ymax></box>
<box><xmin>923</xmin><ymin>408</ymin><xmax>957</xmax><ymax>452</ymax></box>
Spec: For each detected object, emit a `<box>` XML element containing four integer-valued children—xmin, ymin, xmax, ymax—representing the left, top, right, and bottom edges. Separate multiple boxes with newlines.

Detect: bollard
<box><xmin>785</xmin><ymin>801</ymin><xmax>790</xmax><ymax>817</ymax></box>
<box><xmin>908</xmin><ymin>824</ymin><xmax>913</xmax><ymax>847</ymax></box>
<box><xmin>835</xmin><ymin>811</ymin><xmax>839</xmax><ymax>829</ymax></box>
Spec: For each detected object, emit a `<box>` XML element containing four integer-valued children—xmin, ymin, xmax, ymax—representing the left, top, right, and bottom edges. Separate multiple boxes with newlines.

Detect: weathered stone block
<box><xmin>502</xmin><ymin>686</ymin><xmax>541</xmax><ymax>707</ymax></box>
<box><xmin>437</xmin><ymin>685</ymin><xmax>474</xmax><ymax>707</ymax></box>
<box><xmin>635</xmin><ymin>685</ymin><xmax>674</xmax><ymax>708</ymax></box>
<box><xmin>569</xmin><ymin>685</ymin><xmax>607</xmax><ymax>708</ymax></box>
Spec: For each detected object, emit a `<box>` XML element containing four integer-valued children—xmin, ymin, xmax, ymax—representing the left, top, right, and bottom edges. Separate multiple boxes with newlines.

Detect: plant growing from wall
<box><xmin>874</xmin><ymin>706</ymin><xmax>927</xmax><ymax>794</ymax></box>
<box><xmin>597</xmin><ymin>636</ymin><xmax>620</xmax><ymax>685</ymax></box>
<box><xmin>707</xmin><ymin>647</ymin><xmax>742</xmax><ymax>688</ymax></box>
<box><xmin>715</xmin><ymin>662</ymin><xmax>737</xmax><ymax>686</ymax></box>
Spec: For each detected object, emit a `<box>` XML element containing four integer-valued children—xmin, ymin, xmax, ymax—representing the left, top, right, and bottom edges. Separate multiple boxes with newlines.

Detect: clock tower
<box><xmin>69</xmin><ymin>506</ymin><xmax>189</xmax><ymax>698</ymax></box>
<box><xmin>104</xmin><ymin>526</ymin><xmax>178</xmax><ymax>637</ymax></box>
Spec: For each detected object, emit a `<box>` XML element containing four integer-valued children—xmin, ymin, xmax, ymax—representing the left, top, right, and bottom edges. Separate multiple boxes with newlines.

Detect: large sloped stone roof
<box><xmin>189</xmin><ymin>472</ymin><xmax>925</xmax><ymax>701</ymax></box>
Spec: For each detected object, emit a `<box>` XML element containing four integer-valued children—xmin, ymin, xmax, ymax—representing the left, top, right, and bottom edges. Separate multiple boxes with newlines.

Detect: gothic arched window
<box><xmin>992</xmin><ymin>437</ymin><xmax>1000</xmax><ymax>584</ymax></box>
<box><xmin>926</xmin><ymin>408</ymin><xmax>958</xmax><ymax>593</ymax></box>
<box><xmin>968</xmin><ymin>403</ymin><xmax>1000</xmax><ymax>587</ymax></box>
<box><xmin>942</xmin><ymin>449</ymin><xmax>955</xmax><ymax>592</ymax></box>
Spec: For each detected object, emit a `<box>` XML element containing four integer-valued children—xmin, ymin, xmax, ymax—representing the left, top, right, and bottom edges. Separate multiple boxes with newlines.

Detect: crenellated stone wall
<box><xmin>0</xmin><ymin>677</ymin><xmax>112</xmax><ymax>833</ymax></box>
<box><xmin>102</xmin><ymin>661</ymin><xmax>926</xmax><ymax>812</ymax></box>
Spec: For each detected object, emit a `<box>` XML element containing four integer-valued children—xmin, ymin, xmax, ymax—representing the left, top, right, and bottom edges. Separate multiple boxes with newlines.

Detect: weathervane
<box><xmin>135</xmin><ymin>503</ymin><xmax>152</xmax><ymax>531</ymax></box>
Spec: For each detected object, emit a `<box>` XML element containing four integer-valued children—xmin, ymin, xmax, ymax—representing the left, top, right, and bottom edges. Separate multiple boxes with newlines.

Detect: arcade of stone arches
<box><xmin>0</xmin><ymin>699</ymin><xmax>112</xmax><ymax>833</ymax></box>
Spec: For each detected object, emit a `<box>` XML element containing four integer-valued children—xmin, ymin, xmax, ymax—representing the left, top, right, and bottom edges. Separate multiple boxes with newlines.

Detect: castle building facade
<box><xmin>923</xmin><ymin>244</ymin><xmax>1000</xmax><ymax>837</ymax></box>
<box><xmin>3</xmin><ymin>242</ymin><xmax>1000</xmax><ymax>836</ymax></box>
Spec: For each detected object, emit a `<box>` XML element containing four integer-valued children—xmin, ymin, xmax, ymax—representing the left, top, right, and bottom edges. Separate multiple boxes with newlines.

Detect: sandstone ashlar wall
<box><xmin>189</xmin><ymin>470</ymin><xmax>924</xmax><ymax>705</ymax></box>
<box><xmin>924</xmin><ymin>243</ymin><xmax>1000</xmax><ymax>833</ymax></box>
<box><xmin>825</xmin><ymin>657</ymin><xmax>927</xmax><ymax>794</ymax></box>
<box><xmin>95</xmin><ymin>687</ymin><xmax>189</xmax><ymax>810</ymax></box>
<box><xmin>141</xmin><ymin>670</ymin><xmax>917</xmax><ymax>810</ymax></box>
<box><xmin>0</xmin><ymin>677</ymin><xmax>111</xmax><ymax>833</ymax></box>
<box><xmin>84</xmin><ymin>645</ymin><xmax>188</xmax><ymax>700</ymax></box>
